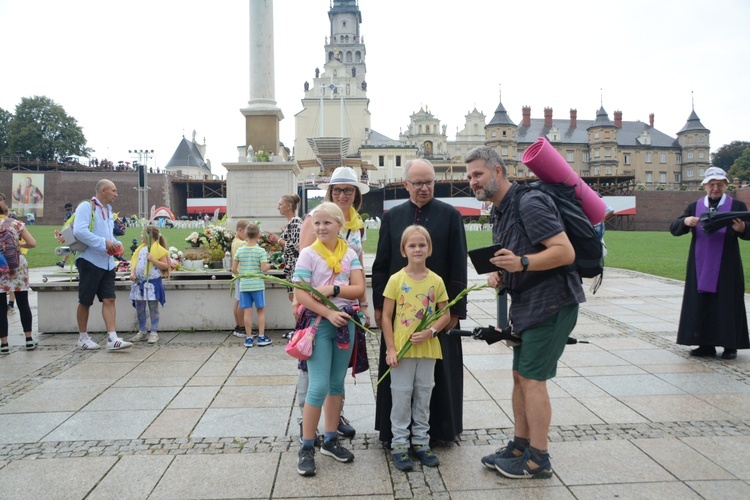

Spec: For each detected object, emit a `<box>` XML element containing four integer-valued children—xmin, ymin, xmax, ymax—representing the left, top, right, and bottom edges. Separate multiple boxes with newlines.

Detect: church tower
<box><xmin>586</xmin><ymin>106</ymin><xmax>619</xmax><ymax>175</ymax></box>
<box><xmin>294</xmin><ymin>0</ymin><xmax>371</xmax><ymax>176</ymax></box>
<box><xmin>484</xmin><ymin>99</ymin><xmax>518</xmax><ymax>173</ymax></box>
<box><xmin>677</xmin><ymin>108</ymin><xmax>711</xmax><ymax>187</ymax></box>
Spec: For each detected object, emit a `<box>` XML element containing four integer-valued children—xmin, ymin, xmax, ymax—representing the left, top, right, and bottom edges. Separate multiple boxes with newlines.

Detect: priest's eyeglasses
<box><xmin>407</xmin><ymin>179</ymin><xmax>436</xmax><ymax>189</ymax></box>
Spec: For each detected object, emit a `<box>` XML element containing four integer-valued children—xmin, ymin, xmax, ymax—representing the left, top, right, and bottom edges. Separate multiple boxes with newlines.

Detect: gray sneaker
<box><xmin>320</xmin><ymin>438</ymin><xmax>354</xmax><ymax>463</ymax></box>
<box><xmin>481</xmin><ymin>440</ymin><xmax>523</xmax><ymax>469</ymax></box>
<box><xmin>297</xmin><ymin>447</ymin><xmax>316</xmax><ymax>476</ymax></box>
<box><xmin>130</xmin><ymin>332</ymin><xmax>148</xmax><ymax>342</ymax></box>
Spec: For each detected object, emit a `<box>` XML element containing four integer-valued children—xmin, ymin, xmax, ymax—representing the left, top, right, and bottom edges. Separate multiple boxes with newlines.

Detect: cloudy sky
<box><xmin>1</xmin><ymin>0</ymin><xmax>748</xmax><ymax>177</ymax></box>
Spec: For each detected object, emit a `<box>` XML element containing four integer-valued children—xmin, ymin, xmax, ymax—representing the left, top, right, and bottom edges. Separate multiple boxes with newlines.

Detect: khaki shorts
<box><xmin>512</xmin><ymin>304</ymin><xmax>579</xmax><ymax>381</ymax></box>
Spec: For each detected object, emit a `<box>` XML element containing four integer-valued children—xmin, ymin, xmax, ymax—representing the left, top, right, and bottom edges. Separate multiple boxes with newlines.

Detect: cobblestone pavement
<box><xmin>2</xmin><ymin>266</ymin><xmax>750</xmax><ymax>498</ymax></box>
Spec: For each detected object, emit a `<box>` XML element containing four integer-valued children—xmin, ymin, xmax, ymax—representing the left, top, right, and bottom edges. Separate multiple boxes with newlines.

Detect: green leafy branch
<box><xmin>376</xmin><ymin>283</ymin><xmax>488</xmax><ymax>385</ymax></box>
<box><xmin>230</xmin><ymin>272</ymin><xmax>375</xmax><ymax>335</ymax></box>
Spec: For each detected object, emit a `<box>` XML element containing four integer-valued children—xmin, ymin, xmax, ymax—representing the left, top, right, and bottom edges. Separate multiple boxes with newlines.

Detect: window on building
<box><xmin>567</xmin><ymin>151</ymin><xmax>574</xmax><ymax>162</ymax></box>
<box><xmin>502</xmin><ymin>130</ymin><xmax>507</xmax><ymax>137</ymax></box>
<box><xmin>582</xmin><ymin>170</ymin><xmax>590</xmax><ymax>176</ymax></box>
<box><xmin>660</xmin><ymin>172</ymin><xmax>666</xmax><ymax>183</ymax></box>
<box><xmin>342</xmin><ymin>21</ymin><xmax>347</xmax><ymax>27</ymax></box>
<box><xmin>687</xmin><ymin>168</ymin><xmax>694</xmax><ymax>178</ymax></box>
<box><xmin>676</xmin><ymin>154</ymin><xmax>681</xmax><ymax>164</ymax></box>
<box><xmin>491</xmin><ymin>130</ymin><xmax>497</xmax><ymax>137</ymax></box>
<box><xmin>688</xmin><ymin>152</ymin><xmax>694</xmax><ymax>159</ymax></box>
<box><xmin>605</xmin><ymin>148</ymin><xmax>611</xmax><ymax>157</ymax></box>
<box><xmin>646</xmin><ymin>153</ymin><xmax>653</xmax><ymax>163</ymax></box>
<box><xmin>675</xmin><ymin>172</ymin><xmax>681</xmax><ymax>183</ymax></box>
<box><xmin>501</xmin><ymin>147</ymin><xmax>508</xmax><ymax>156</ymax></box>
<box><xmin>518</xmin><ymin>169</ymin><xmax>525</xmax><ymax>177</ymax></box>
<box><xmin>517</xmin><ymin>151</ymin><xmax>523</xmax><ymax>160</ymax></box>
<box><xmin>699</xmin><ymin>152</ymin><xmax>705</xmax><ymax>159</ymax></box>
<box><xmin>594</xmin><ymin>167</ymin><xmax>600</xmax><ymax>175</ymax></box>
<box><xmin>378</xmin><ymin>155</ymin><xmax>384</xmax><ymax>167</ymax></box>
<box><xmin>582</xmin><ymin>152</ymin><xmax>589</xmax><ymax>162</ymax></box>
<box><xmin>594</xmin><ymin>132</ymin><xmax>600</xmax><ymax>139</ymax></box>
<box><xmin>699</xmin><ymin>168</ymin><xmax>705</xmax><ymax>177</ymax></box>
<box><xmin>699</xmin><ymin>136</ymin><xmax>704</xmax><ymax>143</ymax></box>
<box><xmin>396</xmin><ymin>156</ymin><xmax>401</xmax><ymax>167</ymax></box>
<box><xmin>594</xmin><ymin>149</ymin><xmax>600</xmax><ymax>158</ymax></box>
<box><xmin>605</xmin><ymin>166</ymin><xmax>612</xmax><ymax>175</ymax></box>
<box><xmin>605</xmin><ymin>132</ymin><xmax>610</xmax><ymax>139</ymax></box>
<box><xmin>646</xmin><ymin>171</ymin><xmax>653</xmax><ymax>183</ymax></box>
<box><xmin>660</xmin><ymin>153</ymin><xmax>666</xmax><ymax>163</ymax></box>
<box><xmin>624</xmin><ymin>153</ymin><xmax>631</xmax><ymax>165</ymax></box>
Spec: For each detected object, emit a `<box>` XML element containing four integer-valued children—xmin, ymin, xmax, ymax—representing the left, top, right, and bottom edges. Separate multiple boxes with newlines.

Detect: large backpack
<box><xmin>0</xmin><ymin>218</ymin><xmax>21</xmax><ymax>269</ymax></box>
<box><xmin>57</xmin><ymin>201</ymin><xmax>96</xmax><ymax>253</ymax></box>
<box><xmin>513</xmin><ymin>182</ymin><xmax>604</xmax><ymax>293</ymax></box>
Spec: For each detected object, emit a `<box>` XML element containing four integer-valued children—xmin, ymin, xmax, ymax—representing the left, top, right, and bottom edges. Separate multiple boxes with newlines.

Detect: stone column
<box><xmin>241</xmin><ymin>0</ymin><xmax>284</xmax><ymax>155</ymax></box>
<box><xmin>226</xmin><ymin>0</ymin><xmax>298</xmax><ymax>231</ymax></box>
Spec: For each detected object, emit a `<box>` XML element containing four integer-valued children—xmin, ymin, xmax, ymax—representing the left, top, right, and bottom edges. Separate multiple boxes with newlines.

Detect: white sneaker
<box><xmin>77</xmin><ymin>338</ymin><xmax>100</xmax><ymax>350</ymax></box>
<box><xmin>147</xmin><ymin>333</ymin><xmax>159</xmax><ymax>344</ymax></box>
<box><xmin>106</xmin><ymin>338</ymin><xmax>133</xmax><ymax>350</ymax></box>
<box><xmin>232</xmin><ymin>329</ymin><xmax>246</xmax><ymax>338</ymax></box>
<box><xmin>130</xmin><ymin>332</ymin><xmax>148</xmax><ymax>342</ymax></box>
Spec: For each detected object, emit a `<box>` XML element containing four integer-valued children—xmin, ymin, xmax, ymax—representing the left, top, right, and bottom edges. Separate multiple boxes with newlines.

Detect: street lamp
<box><xmin>129</xmin><ymin>149</ymin><xmax>154</xmax><ymax>220</ymax></box>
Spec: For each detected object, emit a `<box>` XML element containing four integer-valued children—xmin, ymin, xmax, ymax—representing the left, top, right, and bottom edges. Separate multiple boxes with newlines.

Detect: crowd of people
<box><xmin>2</xmin><ymin>156</ymin><xmax>748</xmax><ymax>482</ymax></box>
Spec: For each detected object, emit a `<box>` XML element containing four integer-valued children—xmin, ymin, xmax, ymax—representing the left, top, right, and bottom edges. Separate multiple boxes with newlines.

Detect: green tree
<box><xmin>727</xmin><ymin>148</ymin><xmax>750</xmax><ymax>182</ymax></box>
<box><xmin>7</xmin><ymin>96</ymin><xmax>90</xmax><ymax>160</ymax></box>
<box><xmin>0</xmin><ymin>107</ymin><xmax>12</xmax><ymax>157</ymax></box>
<box><xmin>711</xmin><ymin>140</ymin><xmax>750</xmax><ymax>170</ymax></box>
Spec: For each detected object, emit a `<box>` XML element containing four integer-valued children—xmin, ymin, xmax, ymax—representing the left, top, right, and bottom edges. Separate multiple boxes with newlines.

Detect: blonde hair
<box><xmin>314</xmin><ymin>202</ymin><xmax>345</xmax><ymax>226</ymax></box>
<box><xmin>281</xmin><ymin>193</ymin><xmax>301</xmax><ymax>212</ymax></box>
<box><xmin>400</xmin><ymin>225</ymin><xmax>432</xmax><ymax>258</ymax></box>
<box><xmin>235</xmin><ymin>219</ymin><xmax>250</xmax><ymax>232</ymax></box>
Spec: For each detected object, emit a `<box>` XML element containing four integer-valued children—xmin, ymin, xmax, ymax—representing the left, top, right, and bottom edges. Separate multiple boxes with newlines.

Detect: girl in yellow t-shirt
<box><xmin>381</xmin><ymin>225</ymin><xmax>450</xmax><ymax>471</ymax></box>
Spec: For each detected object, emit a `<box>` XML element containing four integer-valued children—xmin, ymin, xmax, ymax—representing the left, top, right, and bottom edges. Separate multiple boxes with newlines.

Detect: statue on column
<box><xmin>361</xmin><ymin>80</ymin><xmax>367</xmax><ymax>91</ymax></box>
<box><xmin>315</xmin><ymin>67</ymin><xmax>320</xmax><ymax>78</ymax></box>
<box><xmin>351</xmin><ymin>67</ymin><xmax>356</xmax><ymax>77</ymax></box>
<box><xmin>304</xmin><ymin>81</ymin><xmax>309</xmax><ymax>91</ymax></box>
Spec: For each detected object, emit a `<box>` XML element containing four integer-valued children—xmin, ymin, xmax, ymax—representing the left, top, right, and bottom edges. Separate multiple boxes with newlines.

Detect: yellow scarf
<box><xmin>310</xmin><ymin>237</ymin><xmax>348</xmax><ymax>274</ymax></box>
<box><xmin>343</xmin><ymin>206</ymin><xmax>364</xmax><ymax>231</ymax></box>
<box><xmin>131</xmin><ymin>242</ymin><xmax>169</xmax><ymax>275</ymax></box>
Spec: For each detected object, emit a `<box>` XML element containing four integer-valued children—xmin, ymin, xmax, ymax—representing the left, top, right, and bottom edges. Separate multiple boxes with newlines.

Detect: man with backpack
<box><xmin>464</xmin><ymin>146</ymin><xmax>585</xmax><ymax>480</ymax></box>
<box><xmin>73</xmin><ymin>179</ymin><xmax>131</xmax><ymax>351</ymax></box>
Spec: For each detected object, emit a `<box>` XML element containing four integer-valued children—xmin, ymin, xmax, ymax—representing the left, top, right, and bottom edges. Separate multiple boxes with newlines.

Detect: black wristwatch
<box><xmin>332</xmin><ymin>285</ymin><xmax>341</xmax><ymax>297</ymax></box>
<box><xmin>520</xmin><ymin>255</ymin><xmax>529</xmax><ymax>272</ymax></box>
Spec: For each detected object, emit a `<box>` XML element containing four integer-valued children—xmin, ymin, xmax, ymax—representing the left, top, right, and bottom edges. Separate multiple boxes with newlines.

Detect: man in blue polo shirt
<box><xmin>73</xmin><ymin>179</ymin><xmax>131</xmax><ymax>350</ymax></box>
<box><xmin>465</xmin><ymin>146</ymin><xmax>585</xmax><ymax>479</ymax></box>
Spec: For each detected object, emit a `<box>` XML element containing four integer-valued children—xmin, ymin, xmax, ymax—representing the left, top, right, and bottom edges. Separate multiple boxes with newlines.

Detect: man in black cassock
<box><xmin>372</xmin><ymin>158</ymin><xmax>468</xmax><ymax>445</ymax></box>
<box><xmin>670</xmin><ymin>166</ymin><xmax>750</xmax><ymax>360</ymax></box>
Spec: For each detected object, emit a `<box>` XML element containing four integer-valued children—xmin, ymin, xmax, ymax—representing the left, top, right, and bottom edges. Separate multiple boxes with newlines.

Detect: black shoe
<box><xmin>56</xmin><ymin>261</ymin><xmax>65</xmax><ymax>268</ymax></box>
<box><xmin>722</xmin><ymin>349</ymin><xmax>737</xmax><ymax>360</ymax></box>
<box><xmin>320</xmin><ymin>438</ymin><xmax>354</xmax><ymax>462</ymax></box>
<box><xmin>297</xmin><ymin>447</ymin><xmax>316</xmax><ymax>476</ymax></box>
<box><xmin>25</xmin><ymin>338</ymin><xmax>38</xmax><ymax>351</ymax></box>
<box><xmin>337</xmin><ymin>415</ymin><xmax>356</xmax><ymax>438</ymax></box>
<box><xmin>690</xmin><ymin>346</ymin><xmax>716</xmax><ymax>357</ymax></box>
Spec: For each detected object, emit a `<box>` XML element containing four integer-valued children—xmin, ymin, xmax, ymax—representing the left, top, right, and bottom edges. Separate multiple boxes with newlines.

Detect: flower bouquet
<box><xmin>168</xmin><ymin>246</ymin><xmax>184</xmax><ymax>270</ymax></box>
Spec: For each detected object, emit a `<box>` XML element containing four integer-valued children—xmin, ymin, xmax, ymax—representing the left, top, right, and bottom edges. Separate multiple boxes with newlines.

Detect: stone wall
<box><xmin>0</xmin><ymin>170</ymin><xmax>173</xmax><ymax>225</ymax></box>
<box><xmin>631</xmin><ymin>188</ymin><xmax>750</xmax><ymax>231</ymax></box>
